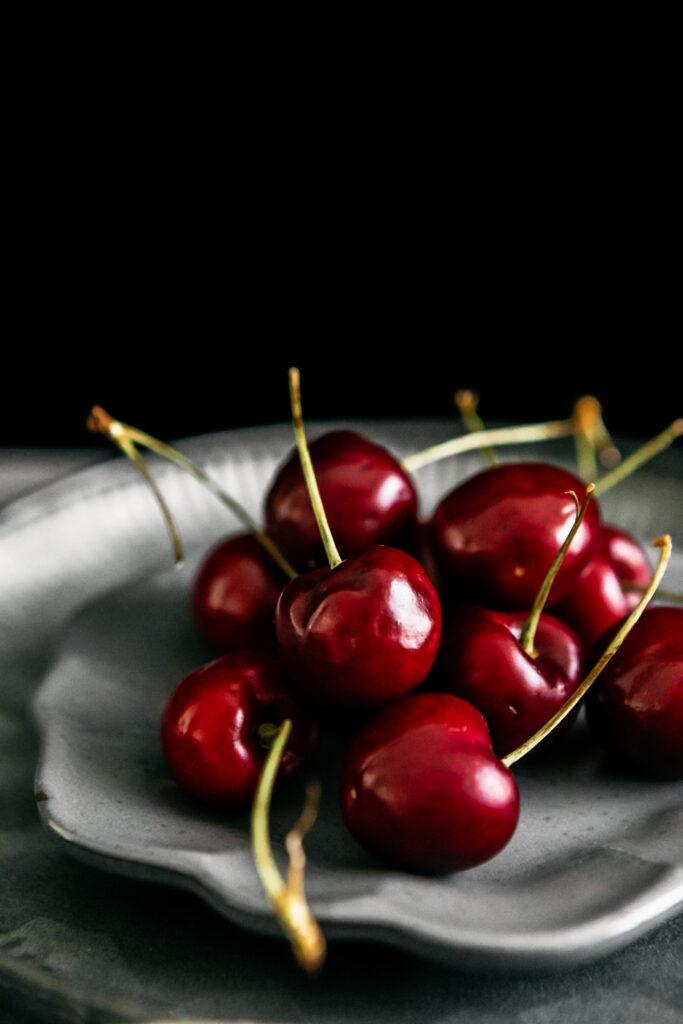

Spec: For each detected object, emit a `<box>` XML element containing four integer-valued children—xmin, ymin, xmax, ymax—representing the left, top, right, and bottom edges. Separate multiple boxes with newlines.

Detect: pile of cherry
<box><xmin>89</xmin><ymin>390</ymin><xmax>682</xmax><ymax>969</ymax></box>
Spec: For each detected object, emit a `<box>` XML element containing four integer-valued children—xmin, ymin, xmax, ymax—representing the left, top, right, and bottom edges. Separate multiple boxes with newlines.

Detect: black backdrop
<box><xmin>5</xmin><ymin>11</ymin><xmax>682</xmax><ymax>449</ymax></box>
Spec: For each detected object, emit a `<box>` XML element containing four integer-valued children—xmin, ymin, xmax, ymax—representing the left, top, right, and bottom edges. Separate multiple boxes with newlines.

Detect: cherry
<box><xmin>430</xmin><ymin>461</ymin><xmax>602</xmax><ymax>609</ymax></box>
<box><xmin>585</xmin><ymin>606</ymin><xmax>683</xmax><ymax>777</ymax></box>
<box><xmin>273</xmin><ymin>369</ymin><xmax>442</xmax><ymax>716</ymax></box>
<box><xmin>160</xmin><ymin>650</ymin><xmax>320</xmax><ymax>807</ymax></box>
<box><xmin>192</xmin><ymin>532</ymin><xmax>290</xmax><ymax>652</ymax></box>
<box><xmin>264</xmin><ymin>428</ymin><xmax>419</xmax><ymax>570</ymax></box>
<box><xmin>432</xmin><ymin>605</ymin><xmax>583</xmax><ymax>755</ymax></box>
<box><xmin>276</xmin><ymin>544</ymin><xmax>442</xmax><ymax>715</ymax></box>
<box><xmin>554</xmin><ymin>524</ymin><xmax>652</xmax><ymax>650</ymax></box>
<box><xmin>340</xmin><ymin>692</ymin><xmax>519</xmax><ymax>873</ymax></box>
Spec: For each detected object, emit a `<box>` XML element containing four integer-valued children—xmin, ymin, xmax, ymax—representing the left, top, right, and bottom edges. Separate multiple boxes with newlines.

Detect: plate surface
<box><xmin>19</xmin><ymin>420</ymin><xmax>683</xmax><ymax>970</ymax></box>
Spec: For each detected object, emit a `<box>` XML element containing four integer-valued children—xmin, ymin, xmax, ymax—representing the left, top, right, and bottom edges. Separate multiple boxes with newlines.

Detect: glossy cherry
<box><xmin>554</xmin><ymin>525</ymin><xmax>652</xmax><ymax>650</ymax></box>
<box><xmin>264</xmin><ymin>429</ymin><xmax>419</xmax><ymax>570</ymax></box>
<box><xmin>340</xmin><ymin>692</ymin><xmax>519</xmax><ymax>873</ymax></box>
<box><xmin>161</xmin><ymin>650</ymin><xmax>320</xmax><ymax>806</ymax></box>
<box><xmin>431</xmin><ymin>605</ymin><xmax>583</xmax><ymax>755</ymax></box>
<box><xmin>430</xmin><ymin>462</ymin><xmax>602</xmax><ymax>609</ymax></box>
<box><xmin>585</xmin><ymin>606</ymin><xmax>683</xmax><ymax>777</ymax></box>
<box><xmin>275</xmin><ymin>545</ymin><xmax>442</xmax><ymax>715</ymax></box>
<box><xmin>192</xmin><ymin>532</ymin><xmax>289</xmax><ymax>652</ymax></box>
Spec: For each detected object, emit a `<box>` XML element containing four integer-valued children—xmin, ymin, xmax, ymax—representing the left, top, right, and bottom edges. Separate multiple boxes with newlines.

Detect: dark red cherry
<box><xmin>586</xmin><ymin>606</ymin><xmax>683</xmax><ymax>777</ymax></box>
<box><xmin>600</xmin><ymin>524</ymin><xmax>653</xmax><ymax>587</ymax></box>
<box><xmin>430</xmin><ymin>462</ymin><xmax>602</xmax><ymax>609</ymax></box>
<box><xmin>191</xmin><ymin>533</ymin><xmax>288</xmax><ymax>652</ymax></box>
<box><xmin>275</xmin><ymin>545</ymin><xmax>442</xmax><ymax>715</ymax></box>
<box><xmin>340</xmin><ymin>692</ymin><xmax>519</xmax><ymax>873</ymax></box>
<box><xmin>554</xmin><ymin>525</ymin><xmax>652</xmax><ymax>651</ymax></box>
<box><xmin>431</xmin><ymin>605</ymin><xmax>583</xmax><ymax>755</ymax></box>
<box><xmin>160</xmin><ymin>650</ymin><xmax>320</xmax><ymax>806</ymax></box>
<box><xmin>264</xmin><ymin>430</ymin><xmax>418</xmax><ymax>569</ymax></box>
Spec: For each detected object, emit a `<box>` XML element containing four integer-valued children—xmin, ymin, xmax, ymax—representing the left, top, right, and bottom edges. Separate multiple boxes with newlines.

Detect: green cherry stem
<box><xmin>571</xmin><ymin>395</ymin><xmax>621</xmax><ymax>482</ymax></box>
<box><xmin>401</xmin><ymin>417</ymin><xmax>575</xmax><ymax>473</ymax></box>
<box><xmin>519</xmin><ymin>485</ymin><xmax>595</xmax><ymax>657</ymax></box>
<box><xmin>454</xmin><ymin>390</ymin><xmax>498</xmax><ymax>466</ymax></box>
<box><xmin>503</xmin><ymin>534</ymin><xmax>672</xmax><ymax>767</ymax></box>
<box><xmin>288</xmin><ymin>367</ymin><xmax>342</xmax><ymax>569</ymax></box>
<box><xmin>87</xmin><ymin>406</ymin><xmax>297</xmax><ymax>579</ymax></box>
<box><xmin>87</xmin><ymin>410</ymin><xmax>184</xmax><ymax>565</ymax></box>
<box><xmin>251</xmin><ymin>719</ymin><xmax>326</xmax><ymax>972</ymax></box>
<box><xmin>593</xmin><ymin>419</ymin><xmax>683</xmax><ymax>497</ymax></box>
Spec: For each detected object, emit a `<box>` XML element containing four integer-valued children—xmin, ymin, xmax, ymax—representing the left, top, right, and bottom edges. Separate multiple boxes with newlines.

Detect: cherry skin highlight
<box><xmin>161</xmin><ymin>650</ymin><xmax>320</xmax><ymax>806</ymax></box>
<box><xmin>585</xmin><ymin>606</ymin><xmax>683</xmax><ymax>777</ymax></box>
<box><xmin>431</xmin><ymin>606</ymin><xmax>584</xmax><ymax>755</ymax></box>
<box><xmin>264</xmin><ymin>430</ymin><xmax>419</xmax><ymax>570</ymax></box>
<box><xmin>192</xmin><ymin>533</ymin><xmax>289</xmax><ymax>652</ymax></box>
<box><xmin>340</xmin><ymin>692</ymin><xmax>519</xmax><ymax>873</ymax></box>
<box><xmin>554</xmin><ymin>525</ymin><xmax>652</xmax><ymax>651</ymax></box>
<box><xmin>275</xmin><ymin>545</ymin><xmax>442</xmax><ymax>715</ymax></box>
<box><xmin>430</xmin><ymin>462</ymin><xmax>602</xmax><ymax>609</ymax></box>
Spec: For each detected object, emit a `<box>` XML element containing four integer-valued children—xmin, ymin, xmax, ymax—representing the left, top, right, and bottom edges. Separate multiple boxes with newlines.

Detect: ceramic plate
<box><xmin>15</xmin><ymin>421</ymin><xmax>683</xmax><ymax>970</ymax></box>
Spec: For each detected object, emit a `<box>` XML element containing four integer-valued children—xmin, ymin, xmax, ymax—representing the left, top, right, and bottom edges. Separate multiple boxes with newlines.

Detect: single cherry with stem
<box><xmin>265</xmin><ymin>428</ymin><xmax>419</xmax><ymax>571</ymax></box>
<box><xmin>274</xmin><ymin>368</ymin><xmax>442</xmax><ymax>715</ymax></box>
<box><xmin>432</xmin><ymin>487</ymin><xmax>593</xmax><ymax>755</ymax></box>
<box><xmin>160</xmin><ymin>650</ymin><xmax>319</xmax><ymax>807</ymax></box>
<box><xmin>429</xmin><ymin>461</ymin><xmax>601</xmax><ymax>609</ymax></box>
<box><xmin>340</xmin><ymin>536</ymin><xmax>672</xmax><ymax>873</ymax></box>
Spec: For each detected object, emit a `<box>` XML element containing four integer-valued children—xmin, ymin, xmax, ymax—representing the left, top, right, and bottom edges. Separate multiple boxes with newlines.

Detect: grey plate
<box><xmin>11</xmin><ymin>420</ymin><xmax>683</xmax><ymax>971</ymax></box>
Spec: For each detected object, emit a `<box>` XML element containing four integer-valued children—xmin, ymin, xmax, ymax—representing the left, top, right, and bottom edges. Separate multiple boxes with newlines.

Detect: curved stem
<box><xmin>87</xmin><ymin>406</ymin><xmax>297</xmax><ymax>579</ymax></box>
<box><xmin>401</xmin><ymin>418</ymin><xmax>574</xmax><ymax>473</ymax></box>
<box><xmin>503</xmin><ymin>534</ymin><xmax>672</xmax><ymax>767</ymax></box>
<box><xmin>593</xmin><ymin>419</ymin><xmax>683</xmax><ymax>497</ymax></box>
<box><xmin>251</xmin><ymin>719</ymin><xmax>326</xmax><ymax>972</ymax></box>
<box><xmin>519</xmin><ymin>485</ymin><xmax>595</xmax><ymax>656</ymax></box>
<box><xmin>454</xmin><ymin>390</ymin><xmax>497</xmax><ymax>466</ymax></box>
<box><xmin>288</xmin><ymin>368</ymin><xmax>342</xmax><ymax>569</ymax></box>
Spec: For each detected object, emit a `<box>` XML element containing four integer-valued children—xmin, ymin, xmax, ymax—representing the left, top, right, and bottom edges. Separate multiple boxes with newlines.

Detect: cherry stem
<box><xmin>288</xmin><ymin>368</ymin><xmax>342</xmax><ymax>569</ymax></box>
<box><xmin>519</xmin><ymin>485</ymin><xmax>595</xmax><ymax>657</ymax></box>
<box><xmin>503</xmin><ymin>534</ymin><xmax>672</xmax><ymax>767</ymax></box>
<box><xmin>454</xmin><ymin>390</ymin><xmax>497</xmax><ymax>466</ymax></box>
<box><xmin>593</xmin><ymin>419</ymin><xmax>683</xmax><ymax>497</ymax></box>
<box><xmin>571</xmin><ymin>395</ymin><xmax>621</xmax><ymax>481</ymax></box>
<box><xmin>87</xmin><ymin>406</ymin><xmax>298</xmax><ymax>579</ymax></box>
<box><xmin>401</xmin><ymin>418</ymin><xmax>575</xmax><ymax>473</ymax></box>
<box><xmin>250</xmin><ymin>719</ymin><xmax>326</xmax><ymax>972</ymax></box>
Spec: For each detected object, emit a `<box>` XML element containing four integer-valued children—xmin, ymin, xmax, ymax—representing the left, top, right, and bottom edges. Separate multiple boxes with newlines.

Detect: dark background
<box><xmin>6</xmin><ymin>11</ymin><xmax>682</xmax><ymax>449</ymax></box>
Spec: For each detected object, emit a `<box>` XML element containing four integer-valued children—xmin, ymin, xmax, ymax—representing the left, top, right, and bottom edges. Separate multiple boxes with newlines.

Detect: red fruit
<box><xmin>161</xmin><ymin>651</ymin><xmax>320</xmax><ymax>806</ymax></box>
<box><xmin>264</xmin><ymin>430</ymin><xmax>418</xmax><ymax>569</ymax></box>
<box><xmin>432</xmin><ymin>605</ymin><xmax>583</xmax><ymax>755</ymax></box>
<box><xmin>586</xmin><ymin>606</ymin><xmax>683</xmax><ymax>777</ymax></box>
<box><xmin>430</xmin><ymin>462</ymin><xmax>602</xmax><ymax>609</ymax></box>
<box><xmin>340</xmin><ymin>692</ymin><xmax>519</xmax><ymax>873</ymax></box>
<box><xmin>275</xmin><ymin>546</ymin><xmax>442</xmax><ymax>715</ymax></box>
<box><xmin>191</xmin><ymin>533</ymin><xmax>288</xmax><ymax>652</ymax></box>
<box><xmin>554</xmin><ymin>525</ymin><xmax>652</xmax><ymax>650</ymax></box>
